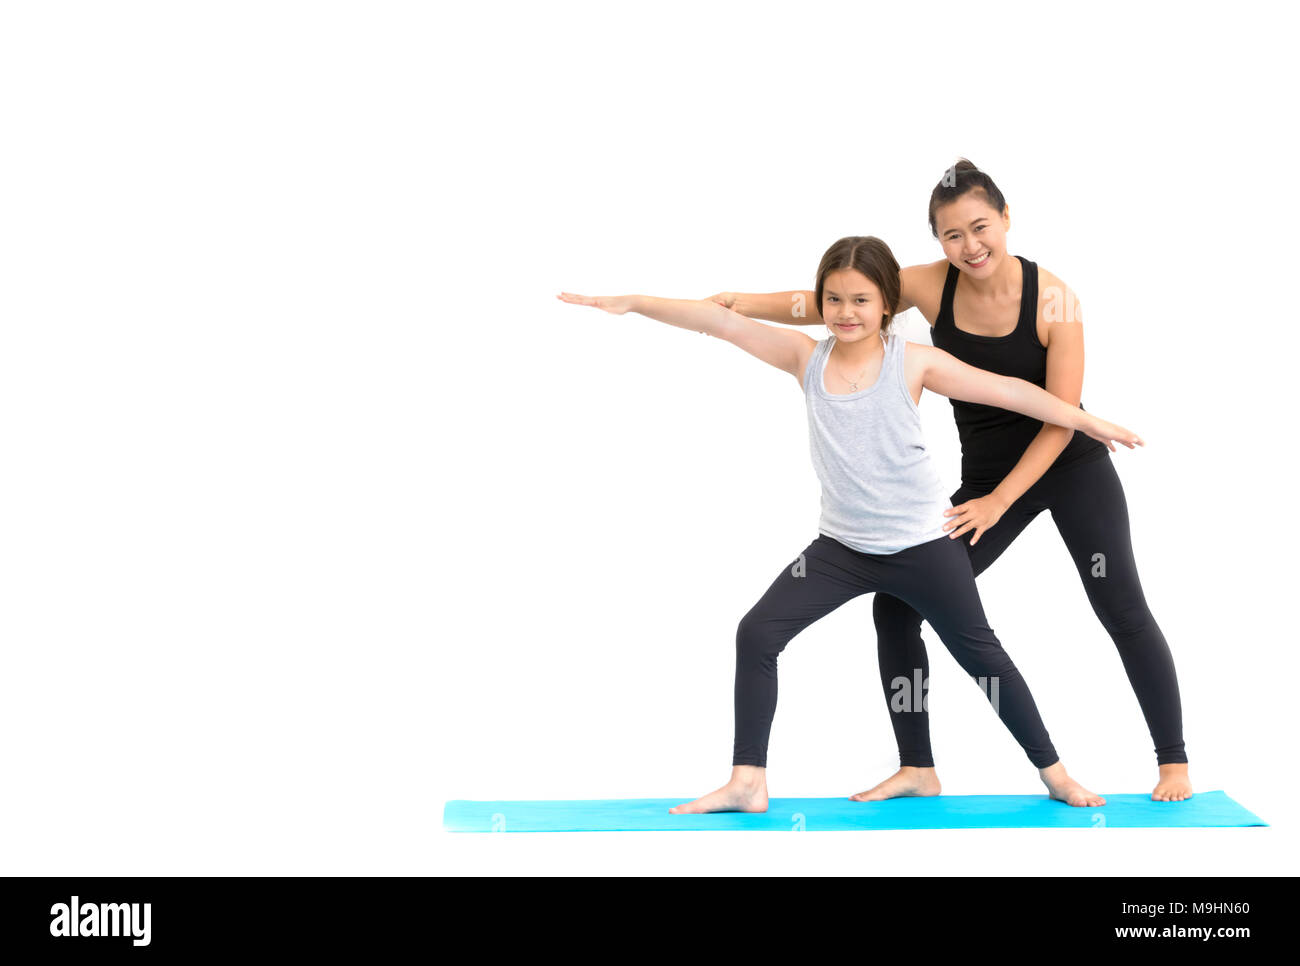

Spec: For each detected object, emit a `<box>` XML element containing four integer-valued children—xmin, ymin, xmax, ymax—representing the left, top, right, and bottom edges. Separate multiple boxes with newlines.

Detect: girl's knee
<box><xmin>736</xmin><ymin>611</ymin><xmax>786</xmax><ymax>660</ymax></box>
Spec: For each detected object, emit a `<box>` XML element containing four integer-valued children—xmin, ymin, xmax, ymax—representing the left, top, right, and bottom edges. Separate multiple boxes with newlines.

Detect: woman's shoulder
<box><xmin>900</xmin><ymin>259</ymin><xmax>951</xmax><ymax>324</ymax></box>
<box><xmin>903</xmin><ymin>258</ymin><xmax>951</xmax><ymax>284</ymax></box>
<box><xmin>1032</xmin><ymin>262</ymin><xmax>1083</xmax><ymax>328</ymax></box>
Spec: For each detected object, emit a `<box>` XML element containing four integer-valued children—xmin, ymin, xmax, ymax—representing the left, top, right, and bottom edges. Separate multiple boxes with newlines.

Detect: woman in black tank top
<box><xmin>931</xmin><ymin>253</ymin><xmax>1108</xmax><ymax>491</ymax></box>
<box><xmin>714</xmin><ymin>160</ymin><xmax>1191</xmax><ymax>804</ymax></box>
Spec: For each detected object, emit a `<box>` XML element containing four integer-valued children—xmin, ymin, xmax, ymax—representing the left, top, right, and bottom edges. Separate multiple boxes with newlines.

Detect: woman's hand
<box><xmin>556</xmin><ymin>292</ymin><xmax>636</xmax><ymax>315</ymax></box>
<box><xmin>943</xmin><ymin>493</ymin><xmax>1009</xmax><ymax>547</ymax></box>
<box><xmin>1081</xmin><ymin>414</ymin><xmax>1144</xmax><ymax>452</ymax></box>
<box><xmin>707</xmin><ymin>292</ymin><xmax>738</xmax><ymax>309</ymax></box>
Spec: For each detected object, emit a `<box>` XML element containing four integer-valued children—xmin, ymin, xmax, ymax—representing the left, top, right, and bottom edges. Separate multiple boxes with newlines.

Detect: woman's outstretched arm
<box><xmin>914</xmin><ymin>342</ymin><xmax>1142</xmax><ymax>452</ymax></box>
<box><xmin>708</xmin><ymin>263</ymin><xmax>932</xmax><ymax>326</ymax></box>
<box><xmin>557</xmin><ymin>292</ymin><xmax>816</xmax><ymax>384</ymax></box>
<box><xmin>714</xmin><ymin>290</ymin><xmax>821</xmax><ymax>326</ymax></box>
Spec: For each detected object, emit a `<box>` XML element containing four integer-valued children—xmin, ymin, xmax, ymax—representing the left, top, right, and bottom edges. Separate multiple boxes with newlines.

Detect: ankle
<box><xmin>1038</xmin><ymin>761</ymin><xmax>1067</xmax><ymax>781</ymax></box>
<box><xmin>730</xmin><ymin>765</ymin><xmax>766</xmax><ymax>787</ymax></box>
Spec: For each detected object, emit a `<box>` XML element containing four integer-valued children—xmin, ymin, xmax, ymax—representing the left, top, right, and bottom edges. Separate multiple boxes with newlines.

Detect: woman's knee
<box><xmin>873</xmin><ymin>593</ymin><xmax>922</xmax><ymax>633</ymax></box>
<box><xmin>1092</xmin><ymin>594</ymin><xmax>1158</xmax><ymax>643</ymax></box>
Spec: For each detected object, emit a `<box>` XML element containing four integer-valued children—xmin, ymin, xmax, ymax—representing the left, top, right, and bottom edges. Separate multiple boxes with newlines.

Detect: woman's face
<box><xmin>934</xmin><ymin>191</ymin><xmax>1010</xmax><ymax>278</ymax></box>
<box><xmin>822</xmin><ymin>268</ymin><xmax>886</xmax><ymax>342</ymax></box>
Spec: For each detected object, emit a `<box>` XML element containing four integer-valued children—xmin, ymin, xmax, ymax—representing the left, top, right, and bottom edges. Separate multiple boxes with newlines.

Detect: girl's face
<box><xmin>934</xmin><ymin>191</ymin><xmax>1011</xmax><ymax>278</ymax></box>
<box><xmin>822</xmin><ymin>268</ymin><xmax>887</xmax><ymax>342</ymax></box>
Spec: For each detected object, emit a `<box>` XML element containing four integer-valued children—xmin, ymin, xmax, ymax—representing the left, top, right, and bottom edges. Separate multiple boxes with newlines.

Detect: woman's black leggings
<box><xmin>733</xmin><ymin>531</ymin><xmax>1060</xmax><ymax>770</ymax></box>
<box><xmin>873</xmin><ymin>454</ymin><xmax>1187</xmax><ymax>768</ymax></box>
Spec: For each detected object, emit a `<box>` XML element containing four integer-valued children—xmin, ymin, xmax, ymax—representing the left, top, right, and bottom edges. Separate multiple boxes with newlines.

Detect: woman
<box><xmin>712</xmin><ymin>161</ymin><xmax>1191</xmax><ymax>802</ymax></box>
<box><xmin>558</xmin><ymin>235</ymin><xmax>1140</xmax><ymax>814</ymax></box>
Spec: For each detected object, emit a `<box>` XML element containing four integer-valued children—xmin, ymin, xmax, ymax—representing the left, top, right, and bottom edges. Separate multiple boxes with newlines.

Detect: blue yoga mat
<box><xmin>443</xmin><ymin>790</ymin><xmax>1265</xmax><ymax>832</ymax></box>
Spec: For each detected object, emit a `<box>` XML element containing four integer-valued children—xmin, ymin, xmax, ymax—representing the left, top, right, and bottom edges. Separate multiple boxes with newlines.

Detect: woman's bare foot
<box><xmin>1039</xmin><ymin>762</ymin><xmax>1106</xmax><ymax>807</ymax></box>
<box><xmin>669</xmin><ymin>765</ymin><xmax>769</xmax><ymax>814</ymax></box>
<box><xmin>1152</xmin><ymin>763</ymin><xmax>1193</xmax><ymax>802</ymax></box>
<box><xmin>849</xmin><ymin>766</ymin><xmax>942</xmax><ymax>802</ymax></box>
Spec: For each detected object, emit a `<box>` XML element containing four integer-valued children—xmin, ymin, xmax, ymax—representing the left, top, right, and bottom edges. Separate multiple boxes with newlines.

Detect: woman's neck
<box><xmin>962</xmin><ymin>252</ymin><xmax>1020</xmax><ymax>299</ymax></box>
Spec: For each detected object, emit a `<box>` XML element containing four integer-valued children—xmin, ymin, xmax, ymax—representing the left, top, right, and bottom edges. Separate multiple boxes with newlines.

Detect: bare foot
<box><xmin>1152</xmin><ymin>763</ymin><xmax>1193</xmax><ymax>802</ymax></box>
<box><xmin>849</xmin><ymin>766</ymin><xmax>941</xmax><ymax>802</ymax></box>
<box><xmin>1039</xmin><ymin>762</ymin><xmax>1106</xmax><ymax>807</ymax></box>
<box><xmin>669</xmin><ymin>765</ymin><xmax>769</xmax><ymax>814</ymax></box>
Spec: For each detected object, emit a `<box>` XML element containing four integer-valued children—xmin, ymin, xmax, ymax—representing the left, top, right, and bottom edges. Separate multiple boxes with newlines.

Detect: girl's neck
<box><xmin>831</xmin><ymin>329</ymin><xmax>885</xmax><ymax>368</ymax></box>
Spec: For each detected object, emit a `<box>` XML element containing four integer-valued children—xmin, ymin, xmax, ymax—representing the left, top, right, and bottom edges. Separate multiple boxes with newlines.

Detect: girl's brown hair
<box><xmin>814</xmin><ymin>236</ymin><xmax>901</xmax><ymax>336</ymax></box>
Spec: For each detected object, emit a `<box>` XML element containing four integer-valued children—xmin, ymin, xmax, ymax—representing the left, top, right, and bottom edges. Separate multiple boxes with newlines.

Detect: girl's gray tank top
<box><xmin>803</xmin><ymin>332</ymin><xmax>952</xmax><ymax>555</ymax></box>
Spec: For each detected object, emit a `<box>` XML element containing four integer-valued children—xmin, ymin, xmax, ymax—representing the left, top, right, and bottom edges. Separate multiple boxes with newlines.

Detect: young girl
<box><xmin>558</xmin><ymin>235</ymin><xmax>1140</xmax><ymax>814</ymax></box>
<box><xmin>713</xmin><ymin>161</ymin><xmax>1191</xmax><ymax>803</ymax></box>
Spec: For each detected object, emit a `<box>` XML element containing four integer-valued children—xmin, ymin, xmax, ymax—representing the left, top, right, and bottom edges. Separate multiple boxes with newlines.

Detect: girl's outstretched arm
<box><xmin>914</xmin><ymin>342</ymin><xmax>1142</xmax><ymax>452</ymax></box>
<box><xmin>557</xmin><ymin>292</ymin><xmax>815</xmax><ymax>384</ymax></box>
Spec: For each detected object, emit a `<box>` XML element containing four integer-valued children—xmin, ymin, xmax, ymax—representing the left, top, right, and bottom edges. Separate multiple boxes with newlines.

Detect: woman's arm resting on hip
<box><xmin>984</xmin><ymin>289</ymin><xmax>1087</xmax><ymax>507</ymax></box>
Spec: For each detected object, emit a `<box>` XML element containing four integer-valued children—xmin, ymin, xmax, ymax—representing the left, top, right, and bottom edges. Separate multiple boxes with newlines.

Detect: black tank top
<box><xmin>931</xmin><ymin>254</ymin><xmax>1107</xmax><ymax>491</ymax></box>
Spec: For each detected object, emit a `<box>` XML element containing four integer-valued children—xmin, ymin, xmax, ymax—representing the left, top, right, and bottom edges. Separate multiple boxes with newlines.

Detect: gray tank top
<box><xmin>803</xmin><ymin>332</ymin><xmax>952</xmax><ymax>554</ymax></box>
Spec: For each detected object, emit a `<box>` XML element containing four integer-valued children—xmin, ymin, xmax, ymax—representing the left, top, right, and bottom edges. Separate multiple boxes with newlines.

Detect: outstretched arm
<box><xmin>711</xmin><ymin>290</ymin><xmax>821</xmax><ymax>326</ymax></box>
<box><xmin>557</xmin><ymin>292</ymin><xmax>815</xmax><ymax>384</ymax></box>
<box><xmin>708</xmin><ymin>262</ymin><xmax>930</xmax><ymax>326</ymax></box>
<box><xmin>915</xmin><ymin>342</ymin><xmax>1142</xmax><ymax>451</ymax></box>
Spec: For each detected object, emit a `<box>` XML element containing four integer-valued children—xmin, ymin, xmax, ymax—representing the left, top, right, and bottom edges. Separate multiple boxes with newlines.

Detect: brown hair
<box><xmin>814</xmin><ymin>236</ymin><xmax>901</xmax><ymax>335</ymax></box>
<box><xmin>927</xmin><ymin>158</ymin><xmax>1008</xmax><ymax>238</ymax></box>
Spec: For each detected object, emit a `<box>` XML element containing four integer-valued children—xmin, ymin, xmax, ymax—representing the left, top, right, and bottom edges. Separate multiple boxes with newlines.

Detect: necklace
<box><xmin>834</xmin><ymin>336</ymin><xmax>882</xmax><ymax>391</ymax></box>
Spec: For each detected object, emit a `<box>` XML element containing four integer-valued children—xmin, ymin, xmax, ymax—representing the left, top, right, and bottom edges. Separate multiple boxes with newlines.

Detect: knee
<box><xmin>936</xmin><ymin>625</ymin><xmax>1017</xmax><ymax>678</ymax></box>
<box><xmin>1093</xmin><ymin>595</ymin><xmax>1156</xmax><ymax>642</ymax></box>
<box><xmin>873</xmin><ymin>594</ymin><xmax>921</xmax><ymax>635</ymax></box>
<box><xmin>736</xmin><ymin>610</ymin><xmax>785</xmax><ymax>664</ymax></box>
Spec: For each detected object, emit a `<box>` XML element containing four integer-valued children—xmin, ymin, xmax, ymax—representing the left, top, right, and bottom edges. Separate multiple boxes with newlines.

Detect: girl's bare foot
<box><xmin>1152</xmin><ymin>763</ymin><xmax>1193</xmax><ymax>802</ymax></box>
<box><xmin>669</xmin><ymin>765</ymin><xmax>769</xmax><ymax>814</ymax></box>
<box><xmin>849</xmin><ymin>766</ymin><xmax>942</xmax><ymax>802</ymax></box>
<box><xmin>1039</xmin><ymin>762</ymin><xmax>1105</xmax><ymax>807</ymax></box>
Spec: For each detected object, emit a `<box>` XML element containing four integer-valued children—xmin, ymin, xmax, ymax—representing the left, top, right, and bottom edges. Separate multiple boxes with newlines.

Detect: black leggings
<box><xmin>733</xmin><ymin>532</ymin><xmax>1059</xmax><ymax>770</ymax></box>
<box><xmin>873</xmin><ymin>453</ymin><xmax>1187</xmax><ymax>768</ymax></box>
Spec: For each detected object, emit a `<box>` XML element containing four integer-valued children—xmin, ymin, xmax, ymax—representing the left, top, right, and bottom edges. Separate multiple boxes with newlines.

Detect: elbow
<box><xmin>994</xmin><ymin>376</ymin><xmax>1022</xmax><ymax>411</ymax></box>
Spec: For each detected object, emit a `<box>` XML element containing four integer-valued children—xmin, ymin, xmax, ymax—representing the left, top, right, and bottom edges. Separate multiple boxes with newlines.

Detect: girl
<box><xmin>558</xmin><ymin>235</ymin><xmax>1140</xmax><ymax>814</ymax></box>
<box><xmin>713</xmin><ymin>161</ymin><xmax>1191</xmax><ymax>803</ymax></box>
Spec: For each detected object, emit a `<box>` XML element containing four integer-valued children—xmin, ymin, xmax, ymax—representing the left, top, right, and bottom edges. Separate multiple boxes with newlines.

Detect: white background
<box><xmin>1</xmin><ymin>2</ymin><xmax>1296</xmax><ymax>875</ymax></box>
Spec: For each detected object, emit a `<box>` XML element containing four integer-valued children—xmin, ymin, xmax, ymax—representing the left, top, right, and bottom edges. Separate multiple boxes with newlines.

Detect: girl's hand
<box><xmin>707</xmin><ymin>292</ymin><xmax>737</xmax><ymax>309</ymax></box>
<box><xmin>556</xmin><ymin>292</ymin><xmax>635</xmax><ymax>315</ymax></box>
<box><xmin>1082</xmin><ymin>414</ymin><xmax>1144</xmax><ymax>452</ymax></box>
<box><xmin>942</xmin><ymin>493</ymin><xmax>1008</xmax><ymax>547</ymax></box>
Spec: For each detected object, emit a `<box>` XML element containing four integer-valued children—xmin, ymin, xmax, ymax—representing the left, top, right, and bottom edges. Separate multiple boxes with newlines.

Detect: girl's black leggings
<box><xmin>873</xmin><ymin>453</ymin><xmax>1187</xmax><ymax>768</ymax></box>
<box><xmin>733</xmin><ymin>531</ymin><xmax>1060</xmax><ymax>770</ymax></box>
